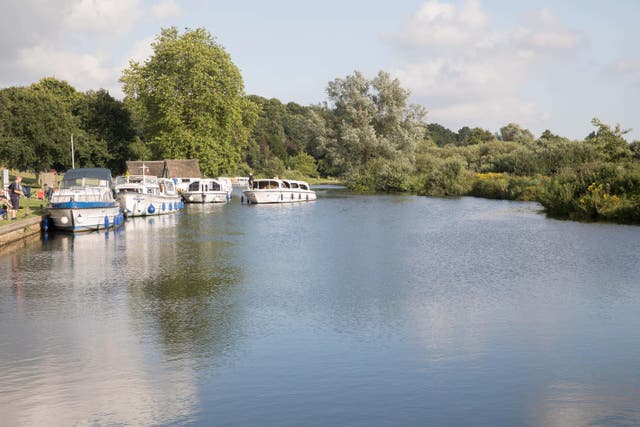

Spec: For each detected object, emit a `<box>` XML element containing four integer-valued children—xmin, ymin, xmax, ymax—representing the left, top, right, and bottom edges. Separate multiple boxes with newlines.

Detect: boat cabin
<box><xmin>188</xmin><ymin>179</ymin><xmax>223</xmax><ymax>192</ymax></box>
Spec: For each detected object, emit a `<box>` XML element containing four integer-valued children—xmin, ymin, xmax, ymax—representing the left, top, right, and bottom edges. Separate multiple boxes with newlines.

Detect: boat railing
<box><xmin>115</xmin><ymin>175</ymin><xmax>158</xmax><ymax>186</ymax></box>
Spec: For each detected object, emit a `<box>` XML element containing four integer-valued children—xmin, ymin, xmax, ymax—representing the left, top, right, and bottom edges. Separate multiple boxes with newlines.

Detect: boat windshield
<box><xmin>255</xmin><ymin>180</ymin><xmax>280</xmax><ymax>190</ymax></box>
<box><xmin>61</xmin><ymin>178</ymin><xmax>110</xmax><ymax>189</ymax></box>
<box><xmin>188</xmin><ymin>180</ymin><xmax>221</xmax><ymax>192</ymax></box>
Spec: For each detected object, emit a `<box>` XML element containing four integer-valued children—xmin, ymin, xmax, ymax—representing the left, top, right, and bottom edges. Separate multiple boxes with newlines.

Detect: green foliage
<box><xmin>262</xmin><ymin>157</ymin><xmax>286</xmax><ymax>178</ymax></box>
<box><xmin>427</xmin><ymin>123</ymin><xmax>457</xmax><ymax>146</ymax></box>
<box><xmin>470</xmin><ymin>173</ymin><xmax>545</xmax><ymax>201</ymax></box>
<box><xmin>0</xmin><ymin>78</ymin><xmax>135</xmax><ymax>172</ymax></box>
<box><xmin>499</xmin><ymin>122</ymin><xmax>535</xmax><ymax>145</ymax></box>
<box><xmin>457</xmin><ymin>126</ymin><xmax>495</xmax><ymax>146</ymax></box>
<box><xmin>418</xmin><ymin>155</ymin><xmax>471</xmax><ymax>197</ymax></box>
<box><xmin>244</xmin><ymin>95</ymin><xmax>311</xmax><ymax>175</ymax></box>
<box><xmin>539</xmin><ymin>159</ymin><xmax>640</xmax><ymax>222</ymax></box>
<box><xmin>121</xmin><ymin>27</ymin><xmax>256</xmax><ymax>176</ymax></box>
<box><xmin>307</xmin><ymin>70</ymin><xmax>426</xmax><ymax>177</ymax></box>
<box><xmin>287</xmin><ymin>152</ymin><xmax>319</xmax><ymax>178</ymax></box>
<box><xmin>585</xmin><ymin>118</ymin><xmax>632</xmax><ymax>162</ymax></box>
<box><xmin>77</xmin><ymin>89</ymin><xmax>136</xmax><ymax>174</ymax></box>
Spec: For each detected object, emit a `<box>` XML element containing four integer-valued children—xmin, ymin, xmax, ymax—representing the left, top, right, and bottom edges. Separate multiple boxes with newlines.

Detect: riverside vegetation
<box><xmin>1</xmin><ymin>27</ymin><xmax>639</xmax><ymax>224</ymax></box>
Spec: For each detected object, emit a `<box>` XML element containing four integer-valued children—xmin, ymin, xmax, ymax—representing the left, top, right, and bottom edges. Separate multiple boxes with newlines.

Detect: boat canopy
<box><xmin>61</xmin><ymin>168</ymin><xmax>113</xmax><ymax>188</ymax></box>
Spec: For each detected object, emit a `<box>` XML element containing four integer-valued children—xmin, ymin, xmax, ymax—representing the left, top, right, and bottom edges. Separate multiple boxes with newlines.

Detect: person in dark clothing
<box><xmin>8</xmin><ymin>176</ymin><xmax>23</xmax><ymax>220</ymax></box>
<box><xmin>248</xmin><ymin>173</ymin><xmax>254</xmax><ymax>189</ymax></box>
<box><xmin>44</xmin><ymin>183</ymin><xmax>53</xmax><ymax>201</ymax></box>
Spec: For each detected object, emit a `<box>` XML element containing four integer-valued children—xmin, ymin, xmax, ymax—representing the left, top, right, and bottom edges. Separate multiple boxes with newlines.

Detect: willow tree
<box><xmin>120</xmin><ymin>27</ymin><xmax>257</xmax><ymax>176</ymax></box>
<box><xmin>308</xmin><ymin>71</ymin><xmax>426</xmax><ymax>177</ymax></box>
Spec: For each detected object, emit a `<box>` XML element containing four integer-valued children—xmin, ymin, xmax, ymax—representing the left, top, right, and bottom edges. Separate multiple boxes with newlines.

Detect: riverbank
<box><xmin>0</xmin><ymin>216</ymin><xmax>43</xmax><ymax>248</ymax></box>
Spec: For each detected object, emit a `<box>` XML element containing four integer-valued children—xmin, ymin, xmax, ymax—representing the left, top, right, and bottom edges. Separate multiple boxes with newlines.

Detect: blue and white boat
<box><xmin>47</xmin><ymin>168</ymin><xmax>123</xmax><ymax>232</ymax></box>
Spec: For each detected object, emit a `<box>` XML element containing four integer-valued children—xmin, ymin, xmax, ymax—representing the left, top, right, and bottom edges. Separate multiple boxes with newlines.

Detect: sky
<box><xmin>1</xmin><ymin>0</ymin><xmax>639</xmax><ymax>141</ymax></box>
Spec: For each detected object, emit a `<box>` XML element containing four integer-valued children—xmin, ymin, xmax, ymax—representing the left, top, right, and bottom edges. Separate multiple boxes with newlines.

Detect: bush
<box><xmin>419</xmin><ymin>156</ymin><xmax>471</xmax><ymax>197</ymax></box>
<box><xmin>345</xmin><ymin>159</ymin><xmax>413</xmax><ymax>192</ymax></box>
<box><xmin>287</xmin><ymin>152</ymin><xmax>319</xmax><ymax>178</ymax></box>
<box><xmin>470</xmin><ymin>173</ymin><xmax>545</xmax><ymax>201</ymax></box>
<box><xmin>261</xmin><ymin>157</ymin><xmax>285</xmax><ymax>178</ymax></box>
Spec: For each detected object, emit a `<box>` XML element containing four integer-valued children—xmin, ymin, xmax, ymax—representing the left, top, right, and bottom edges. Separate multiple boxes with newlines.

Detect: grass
<box><xmin>1</xmin><ymin>170</ymin><xmax>48</xmax><ymax>222</ymax></box>
<box><xmin>1</xmin><ymin>196</ymin><xmax>47</xmax><ymax>222</ymax></box>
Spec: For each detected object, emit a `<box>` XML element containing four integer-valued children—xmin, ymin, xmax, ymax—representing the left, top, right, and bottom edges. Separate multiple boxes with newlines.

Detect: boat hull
<box><xmin>182</xmin><ymin>191</ymin><xmax>229</xmax><ymax>203</ymax></box>
<box><xmin>243</xmin><ymin>189</ymin><xmax>316</xmax><ymax>204</ymax></box>
<box><xmin>48</xmin><ymin>203</ymin><xmax>123</xmax><ymax>232</ymax></box>
<box><xmin>119</xmin><ymin>193</ymin><xmax>184</xmax><ymax>217</ymax></box>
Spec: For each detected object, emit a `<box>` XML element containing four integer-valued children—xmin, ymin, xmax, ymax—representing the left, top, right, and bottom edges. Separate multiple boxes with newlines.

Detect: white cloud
<box><xmin>125</xmin><ymin>36</ymin><xmax>156</xmax><ymax>66</ymax></box>
<box><xmin>391</xmin><ymin>0</ymin><xmax>584</xmax><ymax>133</ymax></box>
<box><xmin>65</xmin><ymin>0</ymin><xmax>142</xmax><ymax>34</ymax></box>
<box><xmin>395</xmin><ymin>0</ymin><xmax>489</xmax><ymax>48</ymax></box>
<box><xmin>513</xmin><ymin>8</ymin><xmax>583</xmax><ymax>52</ymax></box>
<box><xmin>17</xmin><ymin>45</ymin><xmax>118</xmax><ymax>91</ymax></box>
<box><xmin>151</xmin><ymin>0</ymin><xmax>184</xmax><ymax>21</ymax></box>
<box><xmin>0</xmin><ymin>0</ymin><xmax>161</xmax><ymax>96</ymax></box>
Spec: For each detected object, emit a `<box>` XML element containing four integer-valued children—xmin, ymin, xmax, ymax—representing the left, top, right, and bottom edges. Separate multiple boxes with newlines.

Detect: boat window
<box><xmin>188</xmin><ymin>181</ymin><xmax>200</xmax><ymax>192</ymax></box>
<box><xmin>290</xmin><ymin>182</ymin><xmax>299</xmax><ymax>189</ymax></box>
<box><xmin>300</xmin><ymin>183</ymin><xmax>309</xmax><ymax>190</ymax></box>
<box><xmin>281</xmin><ymin>181</ymin><xmax>290</xmax><ymax>188</ymax></box>
<box><xmin>210</xmin><ymin>181</ymin><xmax>221</xmax><ymax>191</ymax></box>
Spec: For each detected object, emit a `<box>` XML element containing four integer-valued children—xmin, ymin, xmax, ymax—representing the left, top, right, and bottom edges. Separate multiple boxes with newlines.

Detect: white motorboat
<box><xmin>242</xmin><ymin>179</ymin><xmax>317</xmax><ymax>204</ymax></box>
<box><xmin>116</xmin><ymin>174</ymin><xmax>184</xmax><ymax>217</ymax></box>
<box><xmin>47</xmin><ymin>168</ymin><xmax>124</xmax><ymax>232</ymax></box>
<box><xmin>182</xmin><ymin>178</ymin><xmax>230</xmax><ymax>203</ymax></box>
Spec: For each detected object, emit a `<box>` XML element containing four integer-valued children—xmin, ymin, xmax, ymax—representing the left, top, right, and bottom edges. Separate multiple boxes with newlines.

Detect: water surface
<box><xmin>1</xmin><ymin>190</ymin><xmax>640</xmax><ymax>426</ymax></box>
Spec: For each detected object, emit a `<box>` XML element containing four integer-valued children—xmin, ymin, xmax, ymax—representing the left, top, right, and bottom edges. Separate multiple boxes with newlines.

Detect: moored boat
<box><xmin>182</xmin><ymin>178</ymin><xmax>230</xmax><ymax>203</ymax></box>
<box><xmin>116</xmin><ymin>174</ymin><xmax>184</xmax><ymax>217</ymax></box>
<box><xmin>47</xmin><ymin>168</ymin><xmax>124</xmax><ymax>232</ymax></box>
<box><xmin>242</xmin><ymin>178</ymin><xmax>316</xmax><ymax>204</ymax></box>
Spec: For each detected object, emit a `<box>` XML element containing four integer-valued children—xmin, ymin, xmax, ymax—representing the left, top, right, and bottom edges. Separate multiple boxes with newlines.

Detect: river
<box><xmin>1</xmin><ymin>188</ymin><xmax>640</xmax><ymax>426</ymax></box>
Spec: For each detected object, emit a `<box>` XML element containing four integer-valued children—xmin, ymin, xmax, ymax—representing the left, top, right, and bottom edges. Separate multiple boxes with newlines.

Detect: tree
<box><xmin>287</xmin><ymin>152</ymin><xmax>318</xmax><ymax>177</ymax></box>
<box><xmin>77</xmin><ymin>89</ymin><xmax>136</xmax><ymax>174</ymax></box>
<box><xmin>0</xmin><ymin>80</ymin><xmax>79</xmax><ymax>171</ymax></box>
<box><xmin>307</xmin><ymin>70</ymin><xmax>426</xmax><ymax>178</ymax></box>
<box><xmin>499</xmin><ymin>122</ymin><xmax>535</xmax><ymax>145</ymax></box>
<box><xmin>457</xmin><ymin>126</ymin><xmax>494</xmax><ymax>146</ymax></box>
<box><xmin>586</xmin><ymin>118</ymin><xmax>632</xmax><ymax>161</ymax></box>
<box><xmin>427</xmin><ymin>123</ymin><xmax>457</xmax><ymax>146</ymax></box>
<box><xmin>120</xmin><ymin>27</ymin><xmax>257</xmax><ymax>176</ymax></box>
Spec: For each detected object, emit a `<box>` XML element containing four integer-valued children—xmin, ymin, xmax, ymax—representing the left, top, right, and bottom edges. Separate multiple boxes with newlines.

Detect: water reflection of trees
<box><xmin>127</xmin><ymin>216</ymin><xmax>244</xmax><ymax>364</ymax></box>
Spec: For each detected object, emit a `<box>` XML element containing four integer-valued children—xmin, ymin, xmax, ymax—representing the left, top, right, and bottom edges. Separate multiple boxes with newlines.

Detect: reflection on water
<box><xmin>0</xmin><ymin>214</ymin><xmax>241</xmax><ymax>425</ymax></box>
<box><xmin>1</xmin><ymin>192</ymin><xmax>640</xmax><ymax>425</ymax></box>
<box><xmin>127</xmin><ymin>213</ymin><xmax>243</xmax><ymax>362</ymax></box>
<box><xmin>534</xmin><ymin>382</ymin><xmax>640</xmax><ymax>427</ymax></box>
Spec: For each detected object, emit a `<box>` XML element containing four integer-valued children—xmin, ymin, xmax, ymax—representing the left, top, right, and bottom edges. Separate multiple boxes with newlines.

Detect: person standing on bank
<box><xmin>8</xmin><ymin>176</ymin><xmax>23</xmax><ymax>220</ymax></box>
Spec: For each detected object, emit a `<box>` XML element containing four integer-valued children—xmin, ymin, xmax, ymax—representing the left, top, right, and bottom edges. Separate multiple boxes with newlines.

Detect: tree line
<box><xmin>1</xmin><ymin>27</ymin><xmax>639</xmax><ymax>223</ymax></box>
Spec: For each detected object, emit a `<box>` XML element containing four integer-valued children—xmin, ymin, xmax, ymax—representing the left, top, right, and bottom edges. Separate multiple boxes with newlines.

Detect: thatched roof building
<box><xmin>163</xmin><ymin>159</ymin><xmax>201</xmax><ymax>178</ymax></box>
<box><xmin>125</xmin><ymin>159</ymin><xmax>201</xmax><ymax>178</ymax></box>
<box><xmin>126</xmin><ymin>161</ymin><xmax>165</xmax><ymax>177</ymax></box>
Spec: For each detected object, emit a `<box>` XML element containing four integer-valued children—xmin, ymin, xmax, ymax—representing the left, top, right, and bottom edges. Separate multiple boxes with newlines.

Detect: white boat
<box><xmin>47</xmin><ymin>168</ymin><xmax>124</xmax><ymax>232</ymax></box>
<box><xmin>115</xmin><ymin>174</ymin><xmax>184</xmax><ymax>217</ymax></box>
<box><xmin>242</xmin><ymin>179</ymin><xmax>317</xmax><ymax>204</ymax></box>
<box><xmin>182</xmin><ymin>178</ymin><xmax>230</xmax><ymax>203</ymax></box>
<box><xmin>174</xmin><ymin>177</ymin><xmax>198</xmax><ymax>194</ymax></box>
<box><xmin>233</xmin><ymin>176</ymin><xmax>250</xmax><ymax>188</ymax></box>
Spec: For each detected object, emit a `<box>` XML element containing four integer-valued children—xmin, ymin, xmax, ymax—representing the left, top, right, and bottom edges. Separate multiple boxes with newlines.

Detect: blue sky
<box><xmin>1</xmin><ymin>0</ymin><xmax>639</xmax><ymax>140</ymax></box>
